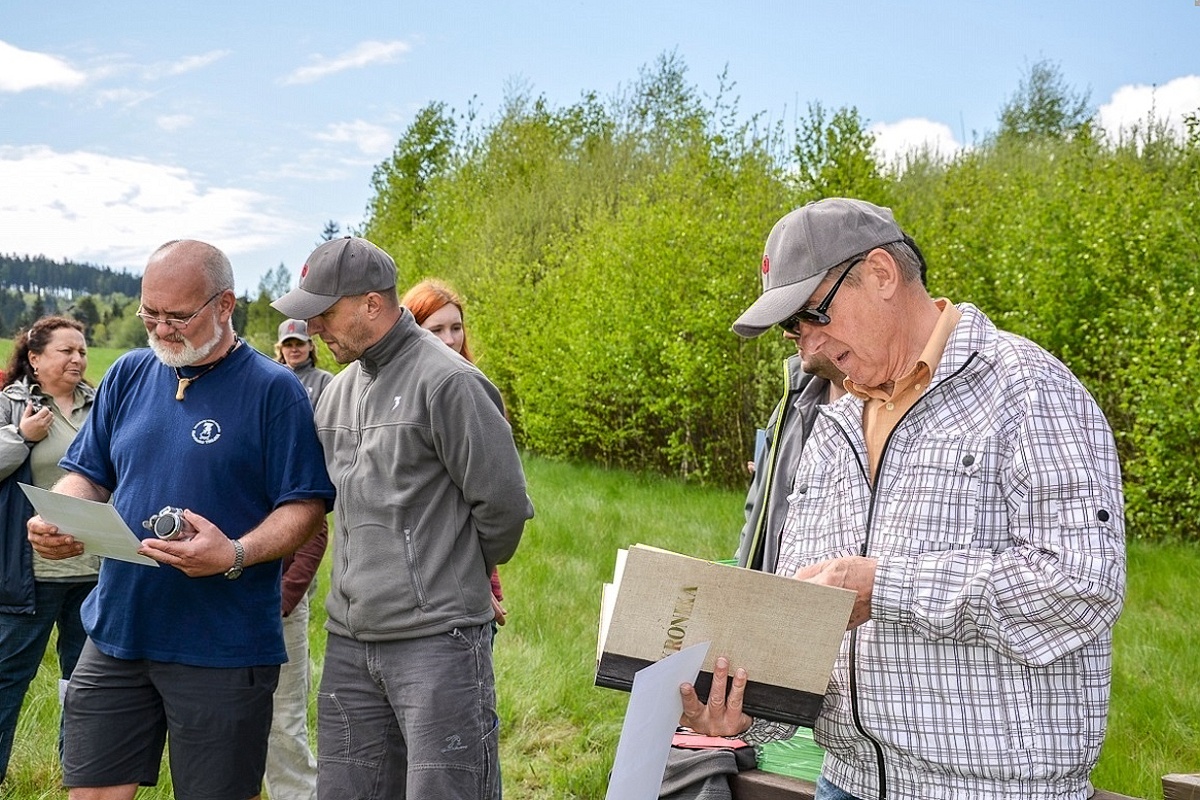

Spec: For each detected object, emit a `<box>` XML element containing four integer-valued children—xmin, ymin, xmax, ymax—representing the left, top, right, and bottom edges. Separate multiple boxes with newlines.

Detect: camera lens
<box><xmin>153</xmin><ymin>514</ymin><xmax>181</xmax><ymax>540</ymax></box>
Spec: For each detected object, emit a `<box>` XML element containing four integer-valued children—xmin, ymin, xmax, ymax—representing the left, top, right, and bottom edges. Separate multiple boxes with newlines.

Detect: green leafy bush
<box><xmin>894</xmin><ymin>126</ymin><xmax>1200</xmax><ymax>539</ymax></box>
<box><xmin>363</xmin><ymin>55</ymin><xmax>1200</xmax><ymax>541</ymax></box>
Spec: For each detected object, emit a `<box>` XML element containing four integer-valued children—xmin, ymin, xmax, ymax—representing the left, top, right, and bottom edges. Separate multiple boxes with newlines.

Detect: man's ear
<box><xmin>364</xmin><ymin>291</ymin><xmax>386</xmax><ymax>318</ymax></box>
<box><xmin>215</xmin><ymin>289</ymin><xmax>237</xmax><ymax>321</ymax></box>
<box><xmin>862</xmin><ymin>248</ymin><xmax>901</xmax><ymax>300</ymax></box>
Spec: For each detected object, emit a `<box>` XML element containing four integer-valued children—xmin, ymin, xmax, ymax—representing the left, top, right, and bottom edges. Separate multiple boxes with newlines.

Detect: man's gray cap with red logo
<box><xmin>731</xmin><ymin>198</ymin><xmax>904</xmax><ymax>338</ymax></box>
<box><xmin>276</xmin><ymin>318</ymin><xmax>311</xmax><ymax>344</ymax></box>
<box><xmin>272</xmin><ymin>236</ymin><xmax>398</xmax><ymax>320</ymax></box>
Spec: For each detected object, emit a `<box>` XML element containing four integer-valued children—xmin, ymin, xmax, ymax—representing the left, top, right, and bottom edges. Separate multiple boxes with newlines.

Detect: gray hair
<box><xmin>832</xmin><ymin>238</ymin><xmax>926</xmax><ymax>287</ymax></box>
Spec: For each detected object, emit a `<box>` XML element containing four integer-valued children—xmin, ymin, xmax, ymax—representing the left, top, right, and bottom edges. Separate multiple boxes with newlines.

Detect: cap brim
<box><xmin>271</xmin><ymin>288</ymin><xmax>339</xmax><ymax>321</ymax></box>
<box><xmin>731</xmin><ymin>273</ymin><xmax>825</xmax><ymax>338</ymax></box>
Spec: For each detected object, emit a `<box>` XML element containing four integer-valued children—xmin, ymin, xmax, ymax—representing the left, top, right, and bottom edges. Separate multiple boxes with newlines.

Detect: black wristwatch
<box><xmin>224</xmin><ymin>539</ymin><xmax>245</xmax><ymax>580</ymax></box>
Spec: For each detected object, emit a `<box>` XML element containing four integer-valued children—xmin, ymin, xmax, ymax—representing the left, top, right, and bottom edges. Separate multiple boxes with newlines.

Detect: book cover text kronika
<box><xmin>596</xmin><ymin>544</ymin><xmax>855</xmax><ymax>727</ymax></box>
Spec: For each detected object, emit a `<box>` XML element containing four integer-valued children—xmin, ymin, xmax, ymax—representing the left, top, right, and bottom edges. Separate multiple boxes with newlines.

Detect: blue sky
<box><xmin>2</xmin><ymin>0</ymin><xmax>1197</xmax><ymax>293</ymax></box>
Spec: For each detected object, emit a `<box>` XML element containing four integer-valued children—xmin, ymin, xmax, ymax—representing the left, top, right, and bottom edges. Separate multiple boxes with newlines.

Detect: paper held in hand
<box><xmin>596</xmin><ymin>544</ymin><xmax>854</xmax><ymax>727</ymax></box>
<box><xmin>19</xmin><ymin>483</ymin><xmax>159</xmax><ymax>567</ymax></box>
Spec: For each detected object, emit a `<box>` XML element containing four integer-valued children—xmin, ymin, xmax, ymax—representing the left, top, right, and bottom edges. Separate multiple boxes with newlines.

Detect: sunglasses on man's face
<box><xmin>777</xmin><ymin>257</ymin><xmax>864</xmax><ymax>333</ymax></box>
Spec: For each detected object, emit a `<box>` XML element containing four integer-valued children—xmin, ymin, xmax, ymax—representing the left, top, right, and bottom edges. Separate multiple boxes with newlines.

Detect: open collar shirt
<box><xmin>845</xmin><ymin>298</ymin><xmax>962</xmax><ymax>483</ymax></box>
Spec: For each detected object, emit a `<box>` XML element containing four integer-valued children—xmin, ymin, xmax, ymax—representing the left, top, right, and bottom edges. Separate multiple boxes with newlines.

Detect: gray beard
<box><xmin>148</xmin><ymin>316</ymin><xmax>227</xmax><ymax>368</ymax></box>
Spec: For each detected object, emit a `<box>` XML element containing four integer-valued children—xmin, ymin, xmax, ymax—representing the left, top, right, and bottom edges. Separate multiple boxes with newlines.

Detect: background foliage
<box><xmin>10</xmin><ymin>57</ymin><xmax>1196</xmax><ymax>540</ymax></box>
<box><xmin>360</xmin><ymin>56</ymin><xmax>1200</xmax><ymax>541</ymax></box>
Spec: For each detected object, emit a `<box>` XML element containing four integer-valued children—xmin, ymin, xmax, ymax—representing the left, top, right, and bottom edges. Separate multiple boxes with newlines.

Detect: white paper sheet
<box><xmin>604</xmin><ymin>641</ymin><xmax>711</xmax><ymax>800</ymax></box>
<box><xmin>19</xmin><ymin>483</ymin><xmax>159</xmax><ymax>567</ymax></box>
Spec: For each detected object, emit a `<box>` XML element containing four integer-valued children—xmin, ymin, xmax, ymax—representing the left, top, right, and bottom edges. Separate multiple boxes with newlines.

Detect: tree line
<box><xmin>0</xmin><ymin>250</ymin><xmax>312</xmax><ymax>354</ymax></box>
<box><xmin>0</xmin><ymin>255</ymin><xmax>142</xmax><ymax>337</ymax></box>
<box><xmin>361</xmin><ymin>55</ymin><xmax>1200</xmax><ymax>542</ymax></box>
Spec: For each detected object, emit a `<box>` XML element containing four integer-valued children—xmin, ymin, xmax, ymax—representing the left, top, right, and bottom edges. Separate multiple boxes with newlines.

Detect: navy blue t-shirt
<box><xmin>61</xmin><ymin>342</ymin><xmax>335</xmax><ymax>667</ymax></box>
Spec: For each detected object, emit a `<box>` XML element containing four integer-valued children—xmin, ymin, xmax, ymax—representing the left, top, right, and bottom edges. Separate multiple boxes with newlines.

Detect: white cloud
<box><xmin>1098</xmin><ymin>75</ymin><xmax>1200</xmax><ymax>142</ymax></box>
<box><xmin>869</xmin><ymin>118</ymin><xmax>963</xmax><ymax>168</ymax></box>
<box><xmin>158</xmin><ymin>50</ymin><xmax>229</xmax><ymax>77</ymax></box>
<box><xmin>0</xmin><ymin>40</ymin><xmax>86</xmax><ymax>92</ymax></box>
<box><xmin>85</xmin><ymin>58</ymin><xmax>135</xmax><ymax>83</ymax></box>
<box><xmin>314</xmin><ymin>120</ymin><xmax>395</xmax><ymax>156</ymax></box>
<box><xmin>0</xmin><ymin>145</ymin><xmax>302</xmax><ymax>275</ymax></box>
<box><xmin>282</xmin><ymin>40</ymin><xmax>411</xmax><ymax>85</ymax></box>
<box><xmin>157</xmin><ymin>114</ymin><xmax>194</xmax><ymax>131</ymax></box>
<box><xmin>270</xmin><ymin>154</ymin><xmax>365</xmax><ymax>183</ymax></box>
<box><xmin>93</xmin><ymin>88</ymin><xmax>157</xmax><ymax>108</ymax></box>
<box><xmin>0</xmin><ymin>41</ymin><xmax>227</xmax><ymax>97</ymax></box>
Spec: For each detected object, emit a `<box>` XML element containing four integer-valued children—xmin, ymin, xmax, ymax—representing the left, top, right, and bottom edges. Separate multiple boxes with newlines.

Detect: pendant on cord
<box><xmin>172</xmin><ymin>340</ymin><xmax>240</xmax><ymax>401</ymax></box>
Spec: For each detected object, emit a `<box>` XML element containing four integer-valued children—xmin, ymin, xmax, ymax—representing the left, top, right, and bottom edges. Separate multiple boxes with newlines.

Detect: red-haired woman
<box><xmin>400</xmin><ymin>280</ymin><xmax>507</xmax><ymax>628</ymax></box>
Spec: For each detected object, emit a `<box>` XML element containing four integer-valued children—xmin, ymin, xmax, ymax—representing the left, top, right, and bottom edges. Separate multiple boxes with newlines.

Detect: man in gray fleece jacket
<box><xmin>274</xmin><ymin>236</ymin><xmax>534</xmax><ymax>800</ymax></box>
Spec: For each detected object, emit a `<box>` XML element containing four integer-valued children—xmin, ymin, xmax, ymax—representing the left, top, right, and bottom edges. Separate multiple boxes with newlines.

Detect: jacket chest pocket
<box><xmin>882</xmin><ymin>434</ymin><xmax>1002</xmax><ymax>553</ymax></box>
<box><xmin>781</xmin><ymin>451</ymin><xmax>867</xmax><ymax>564</ymax></box>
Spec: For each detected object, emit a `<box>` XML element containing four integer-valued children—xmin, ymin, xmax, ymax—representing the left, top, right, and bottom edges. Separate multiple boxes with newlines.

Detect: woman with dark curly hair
<box><xmin>0</xmin><ymin>315</ymin><xmax>97</xmax><ymax>782</ymax></box>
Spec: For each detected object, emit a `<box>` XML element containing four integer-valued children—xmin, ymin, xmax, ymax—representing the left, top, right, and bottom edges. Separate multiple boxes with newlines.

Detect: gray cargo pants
<box><xmin>317</xmin><ymin>625</ymin><xmax>498</xmax><ymax>799</ymax></box>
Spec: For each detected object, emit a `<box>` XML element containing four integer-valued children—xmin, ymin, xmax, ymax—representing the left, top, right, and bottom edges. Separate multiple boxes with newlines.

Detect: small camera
<box><xmin>143</xmin><ymin>506</ymin><xmax>195</xmax><ymax>541</ymax></box>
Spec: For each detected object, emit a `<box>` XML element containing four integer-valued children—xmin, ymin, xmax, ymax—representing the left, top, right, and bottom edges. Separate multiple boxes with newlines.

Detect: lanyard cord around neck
<box><xmin>174</xmin><ymin>340</ymin><xmax>239</xmax><ymax>401</ymax></box>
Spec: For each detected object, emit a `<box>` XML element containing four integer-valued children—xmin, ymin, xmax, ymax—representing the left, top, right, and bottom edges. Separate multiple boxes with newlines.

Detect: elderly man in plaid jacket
<box><xmin>682</xmin><ymin>198</ymin><xmax>1125</xmax><ymax>800</ymax></box>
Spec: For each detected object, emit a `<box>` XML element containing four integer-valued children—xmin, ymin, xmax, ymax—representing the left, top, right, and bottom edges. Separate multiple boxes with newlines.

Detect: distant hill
<box><xmin>0</xmin><ymin>253</ymin><xmax>141</xmax><ymax>297</ymax></box>
<box><xmin>0</xmin><ymin>253</ymin><xmax>141</xmax><ymax>336</ymax></box>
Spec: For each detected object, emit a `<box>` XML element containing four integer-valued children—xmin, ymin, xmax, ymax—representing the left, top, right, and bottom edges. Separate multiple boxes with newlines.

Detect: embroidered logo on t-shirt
<box><xmin>191</xmin><ymin>419</ymin><xmax>222</xmax><ymax>444</ymax></box>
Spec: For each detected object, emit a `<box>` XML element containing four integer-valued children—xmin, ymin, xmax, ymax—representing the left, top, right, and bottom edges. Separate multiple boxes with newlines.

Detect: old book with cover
<box><xmin>596</xmin><ymin>544</ymin><xmax>855</xmax><ymax>727</ymax></box>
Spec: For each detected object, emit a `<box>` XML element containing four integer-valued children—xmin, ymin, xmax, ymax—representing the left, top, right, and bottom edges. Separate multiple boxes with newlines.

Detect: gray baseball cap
<box><xmin>276</xmin><ymin>318</ymin><xmax>311</xmax><ymax>344</ymax></box>
<box><xmin>272</xmin><ymin>236</ymin><xmax>398</xmax><ymax>320</ymax></box>
<box><xmin>731</xmin><ymin>198</ymin><xmax>904</xmax><ymax>338</ymax></box>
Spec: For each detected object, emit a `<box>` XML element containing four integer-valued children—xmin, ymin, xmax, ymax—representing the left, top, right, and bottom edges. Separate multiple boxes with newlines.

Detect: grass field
<box><xmin>3</xmin><ymin>457</ymin><xmax>1197</xmax><ymax>799</ymax></box>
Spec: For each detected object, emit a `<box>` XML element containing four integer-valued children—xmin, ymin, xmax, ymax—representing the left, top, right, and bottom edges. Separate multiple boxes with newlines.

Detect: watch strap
<box><xmin>224</xmin><ymin>538</ymin><xmax>245</xmax><ymax>580</ymax></box>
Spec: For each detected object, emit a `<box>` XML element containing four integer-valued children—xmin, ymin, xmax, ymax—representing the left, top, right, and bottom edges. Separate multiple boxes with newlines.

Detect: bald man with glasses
<box><xmin>29</xmin><ymin>239</ymin><xmax>335</xmax><ymax>800</ymax></box>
